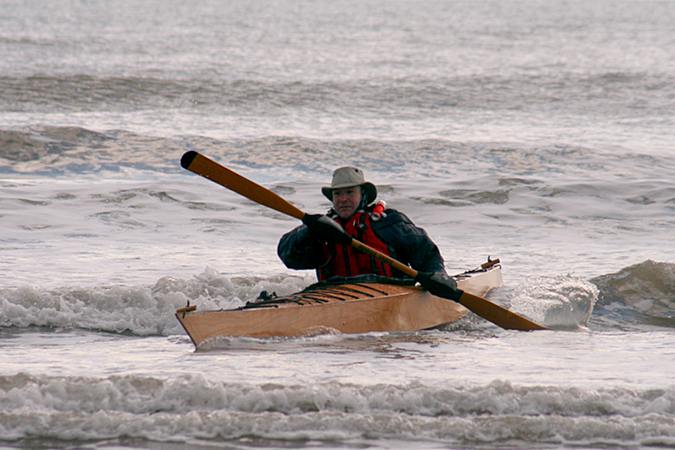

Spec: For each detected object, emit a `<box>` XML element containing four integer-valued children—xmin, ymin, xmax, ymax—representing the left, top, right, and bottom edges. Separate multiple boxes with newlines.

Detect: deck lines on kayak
<box><xmin>302</xmin><ymin>293</ymin><xmax>349</xmax><ymax>302</ymax></box>
<box><xmin>306</xmin><ymin>288</ymin><xmax>362</xmax><ymax>299</ymax></box>
<box><xmin>321</xmin><ymin>285</ymin><xmax>381</xmax><ymax>298</ymax></box>
<box><xmin>233</xmin><ymin>280</ymin><xmax>414</xmax><ymax>311</ymax></box>
<box><xmin>351</xmin><ymin>283</ymin><xmax>392</xmax><ymax>295</ymax></box>
<box><xmin>297</xmin><ymin>295</ymin><xmax>330</xmax><ymax>303</ymax></box>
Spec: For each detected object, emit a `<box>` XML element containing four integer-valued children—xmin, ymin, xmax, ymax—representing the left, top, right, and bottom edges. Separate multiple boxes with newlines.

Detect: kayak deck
<box><xmin>176</xmin><ymin>259</ymin><xmax>502</xmax><ymax>347</ymax></box>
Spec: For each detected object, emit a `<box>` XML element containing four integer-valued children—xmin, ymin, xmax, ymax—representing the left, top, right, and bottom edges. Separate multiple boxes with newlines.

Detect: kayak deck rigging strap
<box><xmin>240</xmin><ymin>278</ymin><xmax>413</xmax><ymax>310</ymax></box>
<box><xmin>241</xmin><ymin>288</ymin><xmax>376</xmax><ymax>310</ymax></box>
<box><xmin>230</xmin><ymin>264</ymin><xmax>499</xmax><ymax>311</ymax></box>
<box><xmin>306</xmin><ymin>274</ymin><xmax>416</xmax><ymax>289</ymax></box>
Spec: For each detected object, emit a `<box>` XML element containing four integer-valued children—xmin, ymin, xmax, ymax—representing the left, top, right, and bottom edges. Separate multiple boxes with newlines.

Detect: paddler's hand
<box><xmin>302</xmin><ymin>214</ymin><xmax>352</xmax><ymax>244</ymax></box>
<box><xmin>416</xmin><ymin>271</ymin><xmax>462</xmax><ymax>302</ymax></box>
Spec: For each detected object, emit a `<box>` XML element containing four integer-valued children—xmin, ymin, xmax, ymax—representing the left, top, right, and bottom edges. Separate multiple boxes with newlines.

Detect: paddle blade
<box><xmin>458</xmin><ymin>291</ymin><xmax>547</xmax><ymax>331</ymax></box>
<box><xmin>180</xmin><ymin>151</ymin><xmax>305</xmax><ymax>220</ymax></box>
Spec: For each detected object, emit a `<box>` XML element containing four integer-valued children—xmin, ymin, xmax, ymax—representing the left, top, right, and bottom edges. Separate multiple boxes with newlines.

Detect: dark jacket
<box><xmin>277</xmin><ymin>208</ymin><xmax>445</xmax><ymax>279</ymax></box>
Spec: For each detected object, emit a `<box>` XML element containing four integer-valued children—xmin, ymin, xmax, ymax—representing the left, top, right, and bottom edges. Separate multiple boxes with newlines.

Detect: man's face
<box><xmin>332</xmin><ymin>186</ymin><xmax>362</xmax><ymax>219</ymax></box>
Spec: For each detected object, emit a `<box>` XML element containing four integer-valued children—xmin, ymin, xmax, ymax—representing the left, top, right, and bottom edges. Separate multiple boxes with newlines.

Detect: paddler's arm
<box><xmin>380</xmin><ymin>212</ymin><xmax>461</xmax><ymax>299</ymax></box>
<box><xmin>373</xmin><ymin>209</ymin><xmax>446</xmax><ymax>273</ymax></box>
<box><xmin>278</xmin><ymin>214</ymin><xmax>351</xmax><ymax>269</ymax></box>
<box><xmin>373</xmin><ymin>210</ymin><xmax>458</xmax><ymax>300</ymax></box>
<box><xmin>278</xmin><ymin>214</ymin><xmax>351</xmax><ymax>270</ymax></box>
<box><xmin>277</xmin><ymin>223</ymin><xmax>329</xmax><ymax>270</ymax></box>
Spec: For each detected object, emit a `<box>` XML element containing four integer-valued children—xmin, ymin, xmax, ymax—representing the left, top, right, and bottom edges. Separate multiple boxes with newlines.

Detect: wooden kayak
<box><xmin>176</xmin><ymin>258</ymin><xmax>503</xmax><ymax>347</ymax></box>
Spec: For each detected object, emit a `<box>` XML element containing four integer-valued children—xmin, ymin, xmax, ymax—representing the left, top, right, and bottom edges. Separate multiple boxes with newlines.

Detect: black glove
<box><xmin>302</xmin><ymin>214</ymin><xmax>352</xmax><ymax>244</ymax></box>
<box><xmin>416</xmin><ymin>271</ymin><xmax>462</xmax><ymax>302</ymax></box>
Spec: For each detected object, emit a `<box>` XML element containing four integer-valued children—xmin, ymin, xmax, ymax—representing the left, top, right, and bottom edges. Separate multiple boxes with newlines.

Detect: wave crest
<box><xmin>1</xmin><ymin>374</ymin><xmax>673</xmax><ymax>446</ymax></box>
<box><xmin>591</xmin><ymin>260</ymin><xmax>675</xmax><ymax>327</ymax></box>
<box><xmin>0</xmin><ymin>270</ymin><xmax>310</xmax><ymax>335</ymax></box>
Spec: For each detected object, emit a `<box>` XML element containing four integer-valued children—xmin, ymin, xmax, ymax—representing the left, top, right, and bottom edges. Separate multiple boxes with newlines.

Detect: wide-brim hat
<box><xmin>321</xmin><ymin>166</ymin><xmax>377</xmax><ymax>204</ymax></box>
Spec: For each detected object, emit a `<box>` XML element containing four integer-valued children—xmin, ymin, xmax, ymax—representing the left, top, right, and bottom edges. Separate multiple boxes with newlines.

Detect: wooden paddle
<box><xmin>180</xmin><ymin>151</ymin><xmax>547</xmax><ymax>331</ymax></box>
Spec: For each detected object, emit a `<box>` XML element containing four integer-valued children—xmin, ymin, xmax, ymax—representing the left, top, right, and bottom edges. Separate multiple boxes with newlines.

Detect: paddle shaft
<box><xmin>180</xmin><ymin>151</ymin><xmax>546</xmax><ymax>331</ymax></box>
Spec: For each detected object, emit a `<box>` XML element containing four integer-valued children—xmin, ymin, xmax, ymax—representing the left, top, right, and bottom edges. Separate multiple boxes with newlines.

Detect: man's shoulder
<box><xmin>382</xmin><ymin>208</ymin><xmax>408</xmax><ymax>219</ymax></box>
<box><xmin>373</xmin><ymin>208</ymin><xmax>413</xmax><ymax>227</ymax></box>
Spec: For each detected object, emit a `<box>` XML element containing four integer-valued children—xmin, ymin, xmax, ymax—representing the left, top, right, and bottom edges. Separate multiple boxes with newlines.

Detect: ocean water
<box><xmin>1</xmin><ymin>0</ymin><xmax>674</xmax><ymax>449</ymax></box>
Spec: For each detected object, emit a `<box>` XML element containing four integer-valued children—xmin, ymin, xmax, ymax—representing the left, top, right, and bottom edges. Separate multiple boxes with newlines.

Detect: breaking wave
<box><xmin>1</xmin><ymin>373</ymin><xmax>673</xmax><ymax>447</ymax></box>
<box><xmin>2</xmin><ymin>72</ymin><xmax>674</xmax><ymax>116</ymax></box>
<box><xmin>0</xmin><ymin>270</ymin><xmax>310</xmax><ymax>336</ymax></box>
<box><xmin>1</xmin><ymin>260</ymin><xmax>673</xmax><ymax>335</ymax></box>
<box><xmin>591</xmin><ymin>260</ymin><xmax>675</xmax><ymax>328</ymax></box>
<box><xmin>0</xmin><ymin>126</ymin><xmax>184</xmax><ymax>173</ymax></box>
<box><xmin>492</xmin><ymin>275</ymin><xmax>599</xmax><ymax>330</ymax></box>
<box><xmin>3</xmin><ymin>126</ymin><xmax>675</xmax><ymax>180</ymax></box>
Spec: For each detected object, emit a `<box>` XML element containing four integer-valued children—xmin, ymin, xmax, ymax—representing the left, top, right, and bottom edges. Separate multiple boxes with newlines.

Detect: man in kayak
<box><xmin>277</xmin><ymin>166</ymin><xmax>458</xmax><ymax>295</ymax></box>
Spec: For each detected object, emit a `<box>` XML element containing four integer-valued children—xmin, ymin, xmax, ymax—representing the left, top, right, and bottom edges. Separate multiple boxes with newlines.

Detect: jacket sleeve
<box><xmin>277</xmin><ymin>224</ymin><xmax>327</xmax><ymax>270</ymax></box>
<box><xmin>373</xmin><ymin>210</ymin><xmax>446</xmax><ymax>274</ymax></box>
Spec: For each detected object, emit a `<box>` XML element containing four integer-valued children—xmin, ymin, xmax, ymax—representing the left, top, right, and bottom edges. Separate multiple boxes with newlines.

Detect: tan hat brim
<box><xmin>322</xmin><ymin>182</ymin><xmax>377</xmax><ymax>205</ymax></box>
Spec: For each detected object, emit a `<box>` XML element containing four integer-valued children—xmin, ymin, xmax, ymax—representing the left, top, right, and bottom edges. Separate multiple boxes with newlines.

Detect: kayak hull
<box><xmin>176</xmin><ymin>260</ymin><xmax>502</xmax><ymax>346</ymax></box>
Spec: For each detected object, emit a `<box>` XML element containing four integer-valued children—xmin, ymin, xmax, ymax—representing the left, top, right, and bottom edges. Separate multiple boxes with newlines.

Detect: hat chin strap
<box><xmin>358</xmin><ymin>187</ymin><xmax>369</xmax><ymax>210</ymax></box>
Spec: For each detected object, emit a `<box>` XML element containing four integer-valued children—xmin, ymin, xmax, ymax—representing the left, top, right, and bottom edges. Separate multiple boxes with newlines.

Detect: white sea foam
<box><xmin>1</xmin><ymin>374</ymin><xmax>674</xmax><ymax>446</ymax></box>
<box><xmin>500</xmin><ymin>276</ymin><xmax>600</xmax><ymax>329</ymax></box>
<box><xmin>0</xmin><ymin>270</ymin><xmax>311</xmax><ymax>335</ymax></box>
<box><xmin>3</xmin><ymin>374</ymin><xmax>674</xmax><ymax>417</ymax></box>
<box><xmin>0</xmin><ymin>270</ymin><xmax>604</xmax><ymax>336</ymax></box>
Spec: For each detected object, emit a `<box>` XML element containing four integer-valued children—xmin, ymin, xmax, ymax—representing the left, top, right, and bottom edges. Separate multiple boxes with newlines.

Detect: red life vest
<box><xmin>318</xmin><ymin>208</ymin><xmax>394</xmax><ymax>280</ymax></box>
